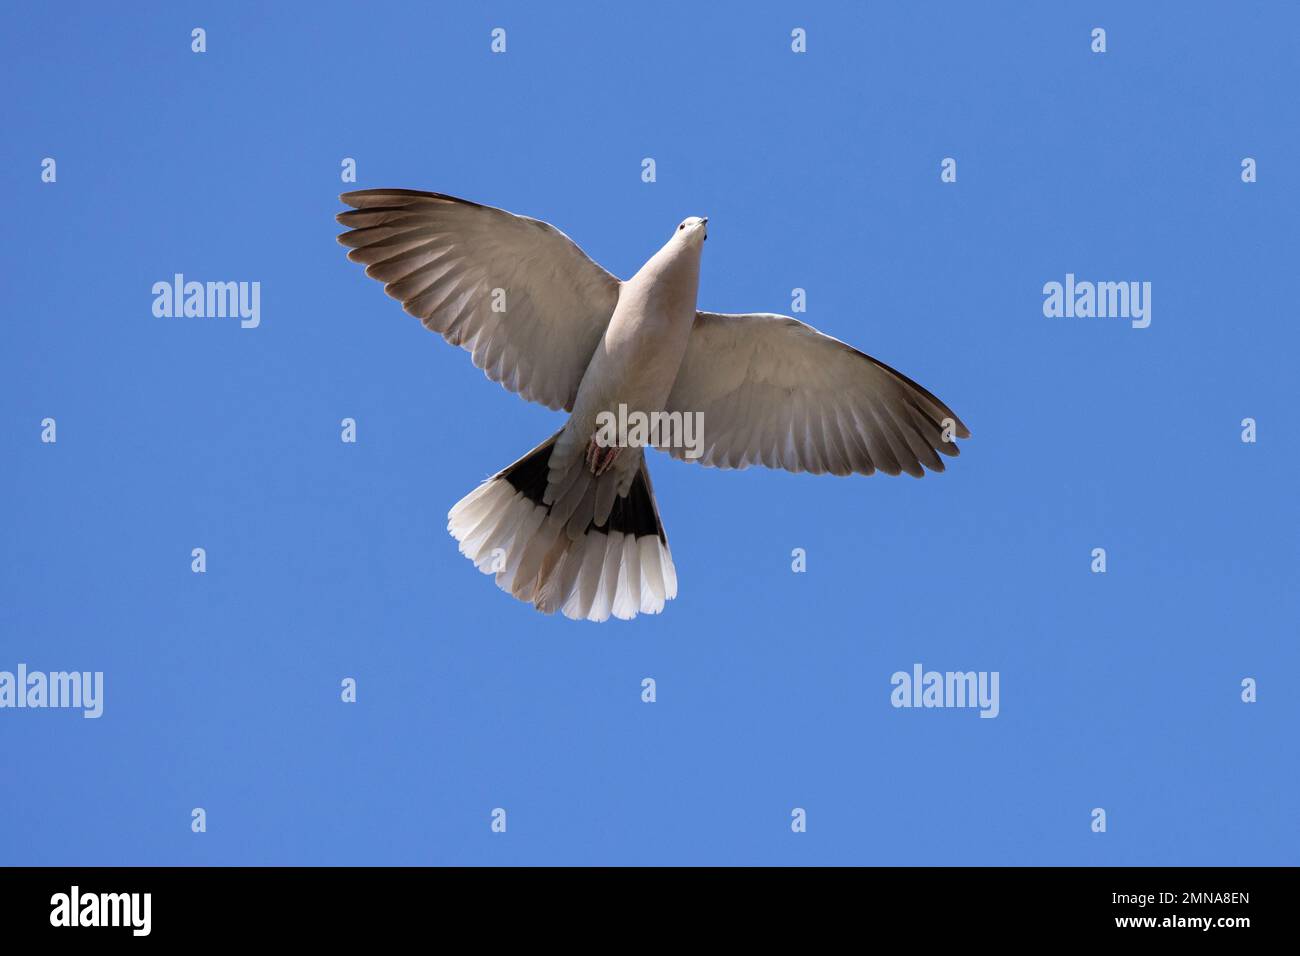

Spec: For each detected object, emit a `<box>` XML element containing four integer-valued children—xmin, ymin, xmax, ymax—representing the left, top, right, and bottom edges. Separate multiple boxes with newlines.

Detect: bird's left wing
<box><xmin>661</xmin><ymin>311</ymin><xmax>970</xmax><ymax>476</ymax></box>
<box><xmin>337</xmin><ymin>189</ymin><xmax>620</xmax><ymax>411</ymax></box>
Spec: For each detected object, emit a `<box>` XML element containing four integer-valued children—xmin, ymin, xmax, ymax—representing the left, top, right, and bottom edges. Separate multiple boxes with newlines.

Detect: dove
<box><xmin>336</xmin><ymin>189</ymin><xmax>970</xmax><ymax>622</ymax></box>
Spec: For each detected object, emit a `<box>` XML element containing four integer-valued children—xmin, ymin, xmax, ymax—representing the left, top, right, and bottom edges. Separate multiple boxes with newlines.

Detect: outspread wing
<box><xmin>336</xmin><ymin>189</ymin><xmax>620</xmax><ymax>411</ymax></box>
<box><xmin>662</xmin><ymin>311</ymin><xmax>970</xmax><ymax>476</ymax></box>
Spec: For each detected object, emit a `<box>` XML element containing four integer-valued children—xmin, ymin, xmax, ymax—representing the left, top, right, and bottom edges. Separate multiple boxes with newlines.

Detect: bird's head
<box><xmin>673</xmin><ymin>216</ymin><xmax>708</xmax><ymax>243</ymax></box>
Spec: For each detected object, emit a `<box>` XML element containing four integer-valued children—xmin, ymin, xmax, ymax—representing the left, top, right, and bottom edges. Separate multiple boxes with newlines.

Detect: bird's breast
<box><xmin>568</xmin><ymin>244</ymin><xmax>701</xmax><ymax>433</ymax></box>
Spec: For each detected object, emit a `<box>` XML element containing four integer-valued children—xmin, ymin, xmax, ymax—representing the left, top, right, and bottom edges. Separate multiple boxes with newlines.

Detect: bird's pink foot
<box><xmin>585</xmin><ymin>437</ymin><xmax>622</xmax><ymax>477</ymax></box>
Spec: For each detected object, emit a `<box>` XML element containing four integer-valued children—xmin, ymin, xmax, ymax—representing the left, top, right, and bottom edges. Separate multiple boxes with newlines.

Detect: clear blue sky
<box><xmin>2</xmin><ymin>1</ymin><xmax>1296</xmax><ymax>866</ymax></box>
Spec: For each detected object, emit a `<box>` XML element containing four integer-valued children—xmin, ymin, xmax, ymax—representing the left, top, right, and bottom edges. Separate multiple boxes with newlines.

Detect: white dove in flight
<box><xmin>337</xmin><ymin>190</ymin><xmax>970</xmax><ymax>622</ymax></box>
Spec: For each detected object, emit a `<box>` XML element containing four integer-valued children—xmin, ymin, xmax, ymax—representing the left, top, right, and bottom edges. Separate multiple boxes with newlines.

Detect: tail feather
<box><xmin>566</xmin><ymin>531</ymin><xmax>611</xmax><ymax>620</ymax></box>
<box><xmin>613</xmin><ymin>535</ymin><xmax>642</xmax><ymax>621</ymax></box>
<box><xmin>638</xmin><ymin>535</ymin><xmax>666</xmax><ymax>605</ymax></box>
<box><xmin>509</xmin><ymin>515</ymin><xmax>562</xmax><ymax>601</ymax></box>
<box><xmin>538</xmin><ymin>540</ymin><xmax>584</xmax><ymax>615</ymax></box>
<box><xmin>447</xmin><ymin>431</ymin><xmax>676</xmax><ymax>622</ymax></box>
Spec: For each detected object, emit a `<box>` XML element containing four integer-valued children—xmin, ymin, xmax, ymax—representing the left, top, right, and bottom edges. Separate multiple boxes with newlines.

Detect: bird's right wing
<box><xmin>337</xmin><ymin>189</ymin><xmax>620</xmax><ymax>412</ymax></box>
<box><xmin>662</xmin><ymin>311</ymin><xmax>970</xmax><ymax>476</ymax></box>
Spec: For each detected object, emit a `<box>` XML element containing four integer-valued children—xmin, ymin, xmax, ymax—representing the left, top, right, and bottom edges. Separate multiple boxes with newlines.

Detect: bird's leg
<box><xmin>585</xmin><ymin>436</ymin><xmax>623</xmax><ymax>477</ymax></box>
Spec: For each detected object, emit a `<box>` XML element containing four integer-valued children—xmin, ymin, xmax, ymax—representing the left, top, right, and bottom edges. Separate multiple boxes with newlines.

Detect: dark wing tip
<box><xmin>339</xmin><ymin>188</ymin><xmax>490</xmax><ymax>211</ymax></box>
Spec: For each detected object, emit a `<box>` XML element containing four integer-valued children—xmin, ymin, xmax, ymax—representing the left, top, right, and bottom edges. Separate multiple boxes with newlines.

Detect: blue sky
<box><xmin>1</xmin><ymin>1</ymin><xmax>1296</xmax><ymax>865</ymax></box>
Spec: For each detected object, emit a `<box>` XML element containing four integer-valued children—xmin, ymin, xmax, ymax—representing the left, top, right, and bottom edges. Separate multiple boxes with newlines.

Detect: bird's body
<box><xmin>548</xmin><ymin>217</ymin><xmax>706</xmax><ymax>524</ymax></box>
<box><xmin>337</xmin><ymin>190</ymin><xmax>969</xmax><ymax>622</ymax></box>
<box><xmin>577</xmin><ymin>222</ymin><xmax>702</xmax><ymax>429</ymax></box>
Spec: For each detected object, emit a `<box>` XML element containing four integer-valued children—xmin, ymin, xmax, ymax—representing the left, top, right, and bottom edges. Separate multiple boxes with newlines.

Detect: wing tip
<box><xmin>339</xmin><ymin>188</ymin><xmax>489</xmax><ymax>211</ymax></box>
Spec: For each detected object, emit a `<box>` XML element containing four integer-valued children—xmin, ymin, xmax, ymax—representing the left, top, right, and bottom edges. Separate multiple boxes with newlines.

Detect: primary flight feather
<box><xmin>336</xmin><ymin>189</ymin><xmax>970</xmax><ymax>622</ymax></box>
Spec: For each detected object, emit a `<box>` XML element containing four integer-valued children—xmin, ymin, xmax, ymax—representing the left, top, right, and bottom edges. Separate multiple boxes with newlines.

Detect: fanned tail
<box><xmin>447</xmin><ymin>432</ymin><xmax>677</xmax><ymax>622</ymax></box>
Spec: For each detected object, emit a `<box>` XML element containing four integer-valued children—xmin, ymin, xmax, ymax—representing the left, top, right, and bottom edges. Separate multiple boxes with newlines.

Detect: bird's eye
<box><xmin>678</xmin><ymin>224</ymin><xmax>684</xmax><ymax>231</ymax></box>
